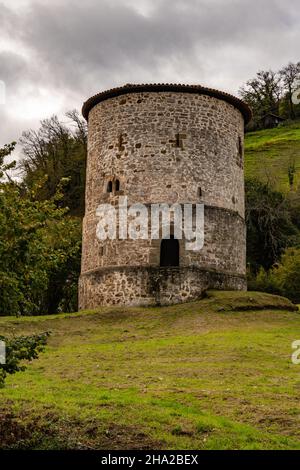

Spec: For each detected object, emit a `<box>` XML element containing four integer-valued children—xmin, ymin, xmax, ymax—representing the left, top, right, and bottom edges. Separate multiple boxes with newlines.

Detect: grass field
<box><xmin>1</xmin><ymin>290</ymin><xmax>300</xmax><ymax>450</ymax></box>
<box><xmin>245</xmin><ymin>120</ymin><xmax>300</xmax><ymax>192</ymax></box>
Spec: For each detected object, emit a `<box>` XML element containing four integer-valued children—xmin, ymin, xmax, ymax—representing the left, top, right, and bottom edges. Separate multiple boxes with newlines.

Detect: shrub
<box><xmin>247</xmin><ymin>247</ymin><xmax>300</xmax><ymax>303</ymax></box>
<box><xmin>247</xmin><ymin>266</ymin><xmax>279</xmax><ymax>294</ymax></box>
<box><xmin>271</xmin><ymin>247</ymin><xmax>300</xmax><ymax>303</ymax></box>
<box><xmin>0</xmin><ymin>332</ymin><xmax>49</xmax><ymax>387</ymax></box>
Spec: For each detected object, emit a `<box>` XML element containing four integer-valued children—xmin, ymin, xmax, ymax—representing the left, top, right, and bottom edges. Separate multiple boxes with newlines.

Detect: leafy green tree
<box><xmin>0</xmin><ymin>332</ymin><xmax>49</xmax><ymax>387</ymax></box>
<box><xmin>0</xmin><ymin>143</ymin><xmax>82</xmax><ymax>315</ymax></box>
<box><xmin>0</xmin><ymin>141</ymin><xmax>17</xmax><ymax>178</ymax></box>
<box><xmin>245</xmin><ymin>178</ymin><xmax>298</xmax><ymax>272</ymax></box>
<box><xmin>35</xmin><ymin>216</ymin><xmax>82</xmax><ymax>314</ymax></box>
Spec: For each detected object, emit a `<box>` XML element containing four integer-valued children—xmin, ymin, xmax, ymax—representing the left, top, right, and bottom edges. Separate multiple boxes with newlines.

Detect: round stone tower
<box><xmin>79</xmin><ymin>83</ymin><xmax>252</xmax><ymax>308</ymax></box>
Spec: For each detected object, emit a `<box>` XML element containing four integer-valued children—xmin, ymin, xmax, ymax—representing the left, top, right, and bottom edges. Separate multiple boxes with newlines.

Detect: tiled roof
<box><xmin>82</xmin><ymin>83</ymin><xmax>252</xmax><ymax>123</ymax></box>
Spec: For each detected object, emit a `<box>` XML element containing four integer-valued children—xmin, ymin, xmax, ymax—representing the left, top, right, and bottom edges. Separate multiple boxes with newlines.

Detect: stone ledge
<box><xmin>83</xmin><ymin>202</ymin><xmax>246</xmax><ymax>224</ymax></box>
<box><xmin>80</xmin><ymin>265</ymin><xmax>246</xmax><ymax>281</ymax></box>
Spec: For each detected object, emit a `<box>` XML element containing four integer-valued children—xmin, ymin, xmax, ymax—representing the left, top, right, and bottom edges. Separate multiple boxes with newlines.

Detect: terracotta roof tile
<box><xmin>82</xmin><ymin>83</ymin><xmax>252</xmax><ymax>124</ymax></box>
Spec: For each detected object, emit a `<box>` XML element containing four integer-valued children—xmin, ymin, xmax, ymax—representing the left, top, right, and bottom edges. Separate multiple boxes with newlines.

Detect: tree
<box><xmin>0</xmin><ymin>143</ymin><xmax>82</xmax><ymax>315</ymax></box>
<box><xmin>19</xmin><ymin>111</ymin><xmax>87</xmax><ymax>216</ymax></box>
<box><xmin>0</xmin><ymin>141</ymin><xmax>16</xmax><ymax>179</ymax></box>
<box><xmin>36</xmin><ymin>216</ymin><xmax>82</xmax><ymax>314</ymax></box>
<box><xmin>279</xmin><ymin>62</ymin><xmax>300</xmax><ymax>120</ymax></box>
<box><xmin>240</xmin><ymin>70</ymin><xmax>281</xmax><ymax>129</ymax></box>
<box><xmin>245</xmin><ymin>178</ymin><xmax>298</xmax><ymax>272</ymax></box>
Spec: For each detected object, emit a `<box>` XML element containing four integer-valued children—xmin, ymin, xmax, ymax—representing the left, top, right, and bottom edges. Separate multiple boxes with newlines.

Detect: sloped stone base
<box><xmin>79</xmin><ymin>266</ymin><xmax>246</xmax><ymax>309</ymax></box>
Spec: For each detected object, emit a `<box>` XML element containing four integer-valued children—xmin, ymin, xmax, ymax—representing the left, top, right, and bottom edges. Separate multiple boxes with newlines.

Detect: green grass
<box><xmin>1</xmin><ymin>290</ymin><xmax>300</xmax><ymax>450</ymax></box>
<box><xmin>245</xmin><ymin>120</ymin><xmax>300</xmax><ymax>192</ymax></box>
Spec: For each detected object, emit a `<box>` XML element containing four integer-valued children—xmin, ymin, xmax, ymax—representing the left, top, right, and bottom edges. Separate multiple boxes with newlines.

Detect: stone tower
<box><xmin>79</xmin><ymin>83</ymin><xmax>251</xmax><ymax>308</ymax></box>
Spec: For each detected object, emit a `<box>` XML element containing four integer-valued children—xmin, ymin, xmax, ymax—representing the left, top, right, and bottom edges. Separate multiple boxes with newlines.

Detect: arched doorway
<box><xmin>160</xmin><ymin>235</ymin><xmax>179</xmax><ymax>267</ymax></box>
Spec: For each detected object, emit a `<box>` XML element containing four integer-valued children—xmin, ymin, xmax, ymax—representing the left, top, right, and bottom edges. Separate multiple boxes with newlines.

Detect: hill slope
<box><xmin>245</xmin><ymin>120</ymin><xmax>300</xmax><ymax>192</ymax></box>
<box><xmin>0</xmin><ymin>291</ymin><xmax>300</xmax><ymax>450</ymax></box>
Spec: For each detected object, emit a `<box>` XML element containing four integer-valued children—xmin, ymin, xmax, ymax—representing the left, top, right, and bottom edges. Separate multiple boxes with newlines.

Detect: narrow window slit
<box><xmin>107</xmin><ymin>181</ymin><xmax>113</xmax><ymax>193</ymax></box>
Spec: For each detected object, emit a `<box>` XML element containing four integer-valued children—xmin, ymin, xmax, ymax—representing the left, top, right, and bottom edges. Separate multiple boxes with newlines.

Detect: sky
<box><xmin>0</xmin><ymin>0</ymin><xmax>299</xmax><ymax>155</ymax></box>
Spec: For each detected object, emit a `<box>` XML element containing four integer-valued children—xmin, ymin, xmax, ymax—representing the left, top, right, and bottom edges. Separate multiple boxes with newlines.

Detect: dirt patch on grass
<box><xmin>0</xmin><ymin>408</ymin><xmax>67</xmax><ymax>449</ymax></box>
<box><xmin>0</xmin><ymin>408</ymin><xmax>162</xmax><ymax>450</ymax></box>
<box><xmin>255</xmin><ymin>413</ymin><xmax>300</xmax><ymax>437</ymax></box>
<box><xmin>93</xmin><ymin>424</ymin><xmax>162</xmax><ymax>450</ymax></box>
<box><xmin>0</xmin><ymin>410</ymin><xmax>34</xmax><ymax>449</ymax></box>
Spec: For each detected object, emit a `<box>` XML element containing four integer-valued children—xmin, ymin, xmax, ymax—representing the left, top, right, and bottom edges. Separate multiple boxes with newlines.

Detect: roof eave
<box><xmin>82</xmin><ymin>83</ymin><xmax>252</xmax><ymax>124</ymax></box>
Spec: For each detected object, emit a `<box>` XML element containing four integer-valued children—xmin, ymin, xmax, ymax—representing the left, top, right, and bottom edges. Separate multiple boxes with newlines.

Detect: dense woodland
<box><xmin>0</xmin><ymin>62</ymin><xmax>300</xmax><ymax>316</ymax></box>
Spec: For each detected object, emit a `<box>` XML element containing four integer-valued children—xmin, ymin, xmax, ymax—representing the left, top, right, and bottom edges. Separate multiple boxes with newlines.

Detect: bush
<box><xmin>0</xmin><ymin>332</ymin><xmax>49</xmax><ymax>387</ymax></box>
<box><xmin>247</xmin><ymin>247</ymin><xmax>300</xmax><ymax>303</ymax></box>
<box><xmin>247</xmin><ymin>266</ymin><xmax>278</xmax><ymax>294</ymax></box>
<box><xmin>271</xmin><ymin>247</ymin><xmax>300</xmax><ymax>303</ymax></box>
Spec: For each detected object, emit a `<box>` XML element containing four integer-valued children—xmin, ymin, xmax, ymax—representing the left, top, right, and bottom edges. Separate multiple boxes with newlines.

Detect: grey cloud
<box><xmin>0</xmin><ymin>0</ymin><xmax>299</xmax><ymax>149</ymax></box>
<box><xmin>0</xmin><ymin>51</ymin><xmax>34</xmax><ymax>86</ymax></box>
<box><xmin>22</xmin><ymin>0</ymin><xmax>298</xmax><ymax>73</ymax></box>
<box><xmin>13</xmin><ymin>0</ymin><xmax>300</xmax><ymax>90</ymax></box>
<box><xmin>0</xmin><ymin>2</ymin><xmax>17</xmax><ymax>31</ymax></box>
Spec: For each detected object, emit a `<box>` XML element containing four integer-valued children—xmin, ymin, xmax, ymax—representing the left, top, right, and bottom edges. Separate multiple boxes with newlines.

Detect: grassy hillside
<box><xmin>245</xmin><ymin>120</ymin><xmax>300</xmax><ymax>192</ymax></box>
<box><xmin>1</xmin><ymin>291</ymin><xmax>300</xmax><ymax>450</ymax></box>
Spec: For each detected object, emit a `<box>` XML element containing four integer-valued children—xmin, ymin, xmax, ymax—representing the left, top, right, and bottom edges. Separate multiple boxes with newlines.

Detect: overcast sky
<box><xmin>0</xmin><ymin>0</ymin><xmax>299</xmax><ymax>154</ymax></box>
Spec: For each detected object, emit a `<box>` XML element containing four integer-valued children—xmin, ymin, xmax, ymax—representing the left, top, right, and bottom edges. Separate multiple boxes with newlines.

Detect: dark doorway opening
<box><xmin>160</xmin><ymin>235</ymin><xmax>179</xmax><ymax>267</ymax></box>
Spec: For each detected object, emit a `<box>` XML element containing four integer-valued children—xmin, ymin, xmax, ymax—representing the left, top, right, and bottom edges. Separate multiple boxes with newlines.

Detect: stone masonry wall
<box><xmin>79</xmin><ymin>89</ymin><xmax>246</xmax><ymax>308</ymax></box>
<box><xmin>79</xmin><ymin>267</ymin><xmax>246</xmax><ymax>308</ymax></box>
